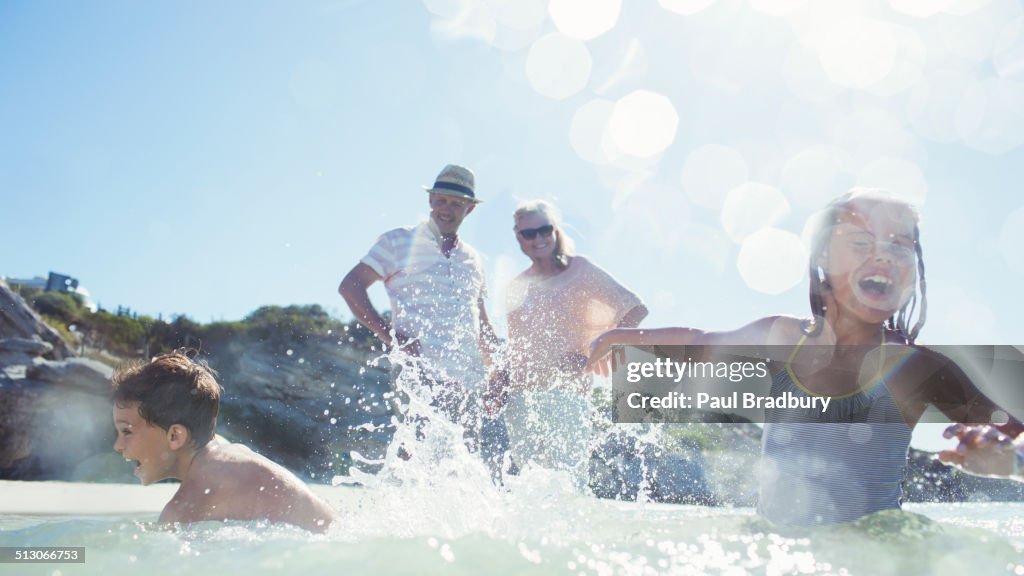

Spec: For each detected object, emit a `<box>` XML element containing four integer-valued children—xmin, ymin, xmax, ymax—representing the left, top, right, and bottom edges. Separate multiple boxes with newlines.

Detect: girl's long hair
<box><xmin>805</xmin><ymin>189</ymin><xmax>927</xmax><ymax>344</ymax></box>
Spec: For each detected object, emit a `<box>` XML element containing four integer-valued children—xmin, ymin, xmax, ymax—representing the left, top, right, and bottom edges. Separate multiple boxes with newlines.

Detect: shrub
<box><xmin>32</xmin><ymin>291</ymin><xmax>87</xmax><ymax>325</ymax></box>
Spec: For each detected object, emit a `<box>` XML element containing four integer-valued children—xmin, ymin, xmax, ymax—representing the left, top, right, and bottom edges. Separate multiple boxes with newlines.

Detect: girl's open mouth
<box><xmin>858</xmin><ymin>275</ymin><xmax>893</xmax><ymax>297</ymax></box>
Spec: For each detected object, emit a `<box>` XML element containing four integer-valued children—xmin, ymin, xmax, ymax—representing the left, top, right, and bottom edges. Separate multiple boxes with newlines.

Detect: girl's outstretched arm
<box><xmin>909</xmin><ymin>346</ymin><xmax>1024</xmax><ymax>436</ymax></box>
<box><xmin>586</xmin><ymin>327</ymin><xmax>708</xmax><ymax>377</ymax></box>
<box><xmin>585</xmin><ymin>316</ymin><xmax>798</xmax><ymax>377</ymax></box>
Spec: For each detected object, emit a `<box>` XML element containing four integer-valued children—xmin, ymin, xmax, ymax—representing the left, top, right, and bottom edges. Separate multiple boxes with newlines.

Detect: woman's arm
<box><xmin>617</xmin><ymin>304</ymin><xmax>649</xmax><ymax>329</ymax></box>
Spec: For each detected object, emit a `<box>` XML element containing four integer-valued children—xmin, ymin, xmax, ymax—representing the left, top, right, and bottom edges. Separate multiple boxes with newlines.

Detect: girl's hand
<box><xmin>938</xmin><ymin>424</ymin><xmax>1018</xmax><ymax>477</ymax></box>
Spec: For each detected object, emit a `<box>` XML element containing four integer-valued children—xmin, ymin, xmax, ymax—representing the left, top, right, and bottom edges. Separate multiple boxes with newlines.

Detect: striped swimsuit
<box><xmin>757</xmin><ymin>340</ymin><xmax>913</xmax><ymax>526</ymax></box>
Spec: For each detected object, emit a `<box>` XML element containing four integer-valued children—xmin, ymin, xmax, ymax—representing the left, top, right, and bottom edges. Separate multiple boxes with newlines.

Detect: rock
<box><xmin>214</xmin><ymin>337</ymin><xmax>395</xmax><ymax>477</ymax></box>
<box><xmin>649</xmin><ymin>452</ymin><xmax>716</xmax><ymax>505</ymax></box>
<box><xmin>0</xmin><ymin>331</ymin><xmax>396</xmax><ymax>482</ymax></box>
<box><xmin>0</xmin><ymin>380</ymin><xmax>35</xmax><ymax>470</ymax></box>
<box><xmin>0</xmin><ymin>378</ymin><xmax>114</xmax><ymax>479</ymax></box>
<box><xmin>0</xmin><ymin>280</ymin><xmax>73</xmax><ymax>360</ymax></box>
<box><xmin>0</xmin><ymin>336</ymin><xmax>54</xmax><ymax>356</ymax></box>
<box><xmin>589</xmin><ymin>432</ymin><xmax>715</xmax><ymax>504</ymax></box>
<box><xmin>27</xmin><ymin>358</ymin><xmax>114</xmax><ymax>395</ymax></box>
<box><xmin>0</xmin><ymin>352</ymin><xmax>36</xmax><ymax>372</ymax></box>
<box><xmin>0</xmin><ymin>337</ymin><xmax>55</xmax><ymax>370</ymax></box>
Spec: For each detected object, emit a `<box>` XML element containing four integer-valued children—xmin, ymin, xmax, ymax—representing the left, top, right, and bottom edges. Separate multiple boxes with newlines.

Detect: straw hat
<box><xmin>423</xmin><ymin>164</ymin><xmax>481</xmax><ymax>203</ymax></box>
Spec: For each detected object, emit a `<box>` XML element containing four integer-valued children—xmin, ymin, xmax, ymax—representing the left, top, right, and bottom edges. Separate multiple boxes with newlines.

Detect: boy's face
<box><xmin>112</xmin><ymin>402</ymin><xmax>178</xmax><ymax>485</ymax></box>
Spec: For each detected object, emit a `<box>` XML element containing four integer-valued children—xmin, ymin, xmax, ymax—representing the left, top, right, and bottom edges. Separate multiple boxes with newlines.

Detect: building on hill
<box><xmin>3</xmin><ymin>272</ymin><xmax>96</xmax><ymax>312</ymax></box>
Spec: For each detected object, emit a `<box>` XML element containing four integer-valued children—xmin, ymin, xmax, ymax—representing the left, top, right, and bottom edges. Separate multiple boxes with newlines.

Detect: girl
<box><xmin>588</xmin><ymin>190</ymin><xmax>1022</xmax><ymax>525</ymax></box>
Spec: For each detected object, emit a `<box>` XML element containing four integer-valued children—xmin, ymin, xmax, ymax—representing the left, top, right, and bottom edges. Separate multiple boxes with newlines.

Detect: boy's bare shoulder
<box><xmin>164</xmin><ymin>443</ymin><xmax>337</xmax><ymax>532</ymax></box>
<box><xmin>196</xmin><ymin>443</ymin><xmax>262</xmax><ymax>469</ymax></box>
<box><xmin>190</xmin><ymin>444</ymin><xmax>308</xmax><ymax>496</ymax></box>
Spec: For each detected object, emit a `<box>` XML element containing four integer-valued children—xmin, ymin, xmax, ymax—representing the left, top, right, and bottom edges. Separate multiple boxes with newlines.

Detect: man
<box><xmin>339</xmin><ymin>164</ymin><xmax>502</xmax><ymax>464</ymax></box>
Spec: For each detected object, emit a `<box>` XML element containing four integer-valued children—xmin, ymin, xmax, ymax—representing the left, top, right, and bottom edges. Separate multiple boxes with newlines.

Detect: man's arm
<box><xmin>339</xmin><ymin>263</ymin><xmax>392</xmax><ymax>346</ymax></box>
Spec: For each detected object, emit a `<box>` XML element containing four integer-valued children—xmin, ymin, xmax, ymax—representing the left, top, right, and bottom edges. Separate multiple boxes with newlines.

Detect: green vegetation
<box><xmin>17</xmin><ymin>286</ymin><xmax>380</xmax><ymax>360</ymax></box>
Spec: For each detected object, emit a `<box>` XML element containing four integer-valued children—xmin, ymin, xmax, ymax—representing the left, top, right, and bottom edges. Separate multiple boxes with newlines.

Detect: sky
<box><xmin>3</xmin><ymin>0</ymin><xmax>1024</xmax><ymax>449</ymax></box>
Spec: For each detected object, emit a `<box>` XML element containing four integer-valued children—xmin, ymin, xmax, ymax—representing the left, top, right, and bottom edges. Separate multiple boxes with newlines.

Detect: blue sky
<box><xmin>3</xmin><ymin>0</ymin><xmax>1024</xmax><ymax>446</ymax></box>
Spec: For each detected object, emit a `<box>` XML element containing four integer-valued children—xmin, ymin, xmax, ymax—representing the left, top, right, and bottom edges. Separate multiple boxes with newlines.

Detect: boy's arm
<box><xmin>242</xmin><ymin>460</ymin><xmax>337</xmax><ymax>533</ymax></box>
<box><xmin>158</xmin><ymin>486</ymin><xmax>192</xmax><ymax>525</ymax></box>
<box><xmin>286</xmin><ymin>486</ymin><xmax>338</xmax><ymax>533</ymax></box>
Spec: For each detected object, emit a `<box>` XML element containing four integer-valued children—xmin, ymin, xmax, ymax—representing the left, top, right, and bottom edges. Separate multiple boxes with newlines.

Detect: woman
<box><xmin>588</xmin><ymin>189</ymin><xmax>1022</xmax><ymax>525</ymax></box>
<box><xmin>493</xmin><ymin>200</ymin><xmax>647</xmax><ymax>486</ymax></box>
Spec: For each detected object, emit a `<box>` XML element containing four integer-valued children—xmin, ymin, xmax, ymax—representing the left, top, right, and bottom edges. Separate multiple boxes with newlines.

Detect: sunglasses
<box><xmin>517</xmin><ymin>224</ymin><xmax>554</xmax><ymax>240</ymax></box>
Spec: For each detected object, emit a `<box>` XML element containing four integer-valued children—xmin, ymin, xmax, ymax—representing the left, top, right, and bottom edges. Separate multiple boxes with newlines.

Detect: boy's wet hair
<box><xmin>805</xmin><ymin>189</ymin><xmax>928</xmax><ymax>344</ymax></box>
<box><xmin>111</xmin><ymin>352</ymin><xmax>221</xmax><ymax>446</ymax></box>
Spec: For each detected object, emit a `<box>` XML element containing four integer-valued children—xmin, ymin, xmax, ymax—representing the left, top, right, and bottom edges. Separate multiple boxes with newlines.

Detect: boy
<box><xmin>111</xmin><ymin>352</ymin><xmax>337</xmax><ymax>532</ymax></box>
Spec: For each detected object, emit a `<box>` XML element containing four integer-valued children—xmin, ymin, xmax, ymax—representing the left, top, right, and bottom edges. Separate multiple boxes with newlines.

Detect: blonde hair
<box><xmin>513</xmin><ymin>199</ymin><xmax>576</xmax><ymax>268</ymax></box>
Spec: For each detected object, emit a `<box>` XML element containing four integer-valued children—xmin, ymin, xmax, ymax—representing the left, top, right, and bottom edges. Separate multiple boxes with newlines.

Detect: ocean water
<box><xmin>5</xmin><ymin>366</ymin><xmax>1022</xmax><ymax>576</ymax></box>
<box><xmin>2</xmin><ymin>477</ymin><xmax>1023</xmax><ymax>576</ymax></box>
